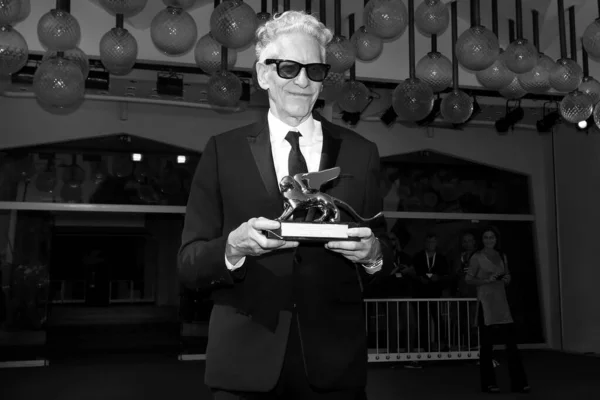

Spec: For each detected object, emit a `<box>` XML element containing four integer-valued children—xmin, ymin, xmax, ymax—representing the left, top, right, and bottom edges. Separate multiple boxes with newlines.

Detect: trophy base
<box><xmin>265</xmin><ymin>221</ymin><xmax>360</xmax><ymax>242</ymax></box>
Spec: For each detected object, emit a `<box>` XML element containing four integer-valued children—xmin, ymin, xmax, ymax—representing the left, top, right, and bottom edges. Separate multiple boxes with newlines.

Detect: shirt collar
<box><xmin>268</xmin><ymin>109</ymin><xmax>316</xmax><ymax>144</ymax></box>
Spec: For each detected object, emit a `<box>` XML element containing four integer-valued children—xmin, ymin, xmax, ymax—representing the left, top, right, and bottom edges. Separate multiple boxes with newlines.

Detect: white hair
<box><xmin>255</xmin><ymin>10</ymin><xmax>333</xmax><ymax>63</ymax></box>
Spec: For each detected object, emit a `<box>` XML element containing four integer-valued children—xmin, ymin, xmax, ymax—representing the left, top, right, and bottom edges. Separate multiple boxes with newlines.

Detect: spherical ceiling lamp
<box><xmin>0</xmin><ymin>0</ymin><xmax>21</xmax><ymax>26</ymax></box>
<box><xmin>415</xmin><ymin>51</ymin><xmax>452</xmax><ymax>93</ymax></box>
<box><xmin>207</xmin><ymin>70</ymin><xmax>243</xmax><ymax>107</ymax></box>
<box><xmin>440</xmin><ymin>0</ymin><xmax>472</xmax><ymax>125</ymax></box>
<box><xmin>43</xmin><ymin>47</ymin><xmax>89</xmax><ymax>79</ymax></box>
<box><xmin>549</xmin><ymin>58</ymin><xmax>583</xmax><ymax>92</ymax></box>
<box><xmin>326</xmin><ymin>35</ymin><xmax>355</xmax><ymax>73</ymax></box>
<box><xmin>579</xmin><ymin>76</ymin><xmax>600</xmax><ymax>105</ymax></box>
<box><xmin>414</xmin><ymin>0</ymin><xmax>449</xmax><ymax>36</ymax></box>
<box><xmin>210</xmin><ymin>0</ymin><xmax>258</xmax><ymax>49</ymax></box>
<box><xmin>151</xmin><ymin>6</ymin><xmax>198</xmax><ymax>56</ymax></box>
<box><xmin>363</xmin><ymin>0</ymin><xmax>408</xmax><ymax>40</ymax></box>
<box><xmin>0</xmin><ymin>24</ymin><xmax>28</xmax><ymax>75</ymax></box>
<box><xmin>578</xmin><ymin>38</ymin><xmax>600</xmax><ymax>106</ymax></box>
<box><xmin>37</xmin><ymin>9</ymin><xmax>81</xmax><ymax>51</ymax></box>
<box><xmin>504</xmin><ymin>38</ymin><xmax>538</xmax><ymax>74</ymax></box>
<box><xmin>351</xmin><ymin>26</ymin><xmax>383</xmax><ymax>61</ymax></box>
<box><xmin>440</xmin><ymin>90</ymin><xmax>474</xmax><ymax>124</ymax></box>
<box><xmin>338</xmin><ymin>80</ymin><xmax>371</xmax><ymax>113</ymax></box>
<box><xmin>455</xmin><ymin>25</ymin><xmax>499</xmax><ymax>72</ymax></box>
<box><xmin>503</xmin><ymin>0</ymin><xmax>537</xmax><ymax>74</ymax></box>
<box><xmin>12</xmin><ymin>0</ymin><xmax>30</xmax><ymax>24</ymax></box>
<box><xmin>194</xmin><ymin>32</ymin><xmax>237</xmax><ymax>74</ymax></box>
<box><xmin>517</xmin><ymin>53</ymin><xmax>553</xmax><ymax>94</ymax></box>
<box><xmin>324</xmin><ymin>71</ymin><xmax>346</xmax><ymax>90</ymax></box>
<box><xmin>163</xmin><ymin>0</ymin><xmax>196</xmax><ymax>10</ymax></box>
<box><xmin>550</xmin><ymin>3</ymin><xmax>584</xmax><ymax>93</ymax></box>
<box><xmin>498</xmin><ymin>76</ymin><xmax>527</xmax><ymax>100</ymax></box>
<box><xmin>99</xmin><ymin>27</ymin><xmax>138</xmax><ymax>75</ymax></box>
<box><xmin>392</xmin><ymin>77</ymin><xmax>435</xmax><ymax>122</ymax></box>
<box><xmin>559</xmin><ymin>90</ymin><xmax>593</xmax><ymax>124</ymax></box>
<box><xmin>475</xmin><ymin>50</ymin><xmax>515</xmax><ymax>90</ymax></box>
<box><xmin>99</xmin><ymin>0</ymin><xmax>148</xmax><ymax>18</ymax></box>
<box><xmin>593</xmin><ymin>101</ymin><xmax>600</xmax><ymax>129</ymax></box>
<box><xmin>583</xmin><ymin>19</ymin><xmax>600</xmax><ymax>59</ymax></box>
<box><xmin>33</xmin><ymin>56</ymin><xmax>85</xmax><ymax>109</ymax></box>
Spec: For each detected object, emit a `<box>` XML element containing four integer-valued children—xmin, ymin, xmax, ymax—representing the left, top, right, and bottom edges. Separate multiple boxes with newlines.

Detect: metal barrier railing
<box><xmin>365</xmin><ymin>298</ymin><xmax>480</xmax><ymax>363</ymax></box>
<box><xmin>50</xmin><ymin>280</ymin><xmax>155</xmax><ymax>304</ymax></box>
<box><xmin>50</xmin><ymin>280</ymin><xmax>86</xmax><ymax>304</ymax></box>
<box><xmin>109</xmin><ymin>280</ymin><xmax>155</xmax><ymax>304</ymax></box>
<box><xmin>178</xmin><ymin>298</ymin><xmax>481</xmax><ymax>363</ymax></box>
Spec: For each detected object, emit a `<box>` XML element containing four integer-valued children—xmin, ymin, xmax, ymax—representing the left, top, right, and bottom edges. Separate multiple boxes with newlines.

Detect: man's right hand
<box><xmin>225</xmin><ymin>217</ymin><xmax>299</xmax><ymax>265</ymax></box>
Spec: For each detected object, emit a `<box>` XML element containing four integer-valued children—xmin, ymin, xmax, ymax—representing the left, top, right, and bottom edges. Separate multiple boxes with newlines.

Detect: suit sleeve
<box><xmin>358</xmin><ymin>142</ymin><xmax>395</xmax><ymax>285</ymax></box>
<box><xmin>178</xmin><ymin>136</ymin><xmax>246</xmax><ymax>290</ymax></box>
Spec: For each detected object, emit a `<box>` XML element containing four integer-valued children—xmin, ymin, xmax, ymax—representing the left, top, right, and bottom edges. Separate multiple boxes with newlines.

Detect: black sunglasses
<box><xmin>264</xmin><ymin>59</ymin><xmax>331</xmax><ymax>82</ymax></box>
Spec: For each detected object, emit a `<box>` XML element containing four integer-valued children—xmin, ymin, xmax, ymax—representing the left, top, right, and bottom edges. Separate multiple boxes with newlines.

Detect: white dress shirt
<box><xmin>225</xmin><ymin>110</ymin><xmax>380</xmax><ymax>274</ymax></box>
<box><xmin>267</xmin><ymin>109</ymin><xmax>323</xmax><ymax>184</ymax></box>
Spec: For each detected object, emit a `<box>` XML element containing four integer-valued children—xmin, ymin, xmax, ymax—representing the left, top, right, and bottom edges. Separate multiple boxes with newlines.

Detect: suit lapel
<box><xmin>247</xmin><ymin>118</ymin><xmax>281</xmax><ymax>201</ymax></box>
<box><xmin>246</xmin><ymin>112</ymin><xmax>343</xmax><ymax>203</ymax></box>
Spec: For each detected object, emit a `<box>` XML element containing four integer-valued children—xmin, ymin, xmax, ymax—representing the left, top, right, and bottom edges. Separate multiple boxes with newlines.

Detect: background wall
<box><xmin>1</xmin><ymin>94</ymin><xmax>572</xmax><ymax>351</ymax></box>
<box><xmin>554</xmin><ymin>125</ymin><xmax>600</xmax><ymax>354</ymax></box>
<box><xmin>5</xmin><ymin>0</ymin><xmax>600</xmax><ymax>354</ymax></box>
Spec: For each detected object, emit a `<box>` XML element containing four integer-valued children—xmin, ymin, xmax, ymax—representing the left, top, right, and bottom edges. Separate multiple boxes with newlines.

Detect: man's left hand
<box><xmin>325</xmin><ymin>227</ymin><xmax>381</xmax><ymax>264</ymax></box>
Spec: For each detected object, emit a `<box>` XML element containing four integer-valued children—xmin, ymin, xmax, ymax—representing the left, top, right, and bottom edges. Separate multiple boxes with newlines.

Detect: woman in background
<box><xmin>466</xmin><ymin>226</ymin><xmax>529</xmax><ymax>394</ymax></box>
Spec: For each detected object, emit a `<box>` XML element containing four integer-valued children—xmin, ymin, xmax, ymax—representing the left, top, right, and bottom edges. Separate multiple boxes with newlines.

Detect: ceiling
<box><xmin>92</xmin><ymin>0</ymin><xmax>595</xmax><ymax>57</ymax></box>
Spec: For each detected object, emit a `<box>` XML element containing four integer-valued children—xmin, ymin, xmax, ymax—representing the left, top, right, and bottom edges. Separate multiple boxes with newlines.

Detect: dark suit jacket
<box><xmin>412</xmin><ymin>250</ymin><xmax>450</xmax><ymax>298</ymax></box>
<box><xmin>178</xmin><ymin>112</ymin><xmax>393</xmax><ymax>393</ymax></box>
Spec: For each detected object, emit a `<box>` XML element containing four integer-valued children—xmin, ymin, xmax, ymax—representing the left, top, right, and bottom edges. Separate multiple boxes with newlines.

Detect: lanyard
<box><xmin>426</xmin><ymin>252</ymin><xmax>436</xmax><ymax>271</ymax></box>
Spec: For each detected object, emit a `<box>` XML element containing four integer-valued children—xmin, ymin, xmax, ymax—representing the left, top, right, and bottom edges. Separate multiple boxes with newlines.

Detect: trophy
<box><xmin>265</xmin><ymin>167</ymin><xmax>384</xmax><ymax>241</ymax></box>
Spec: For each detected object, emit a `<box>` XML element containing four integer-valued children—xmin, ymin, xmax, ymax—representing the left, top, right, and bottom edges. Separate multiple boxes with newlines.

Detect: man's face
<box><xmin>425</xmin><ymin>237</ymin><xmax>437</xmax><ymax>252</ymax></box>
<box><xmin>256</xmin><ymin>32</ymin><xmax>323</xmax><ymax>126</ymax></box>
<box><xmin>462</xmin><ymin>234</ymin><xmax>476</xmax><ymax>251</ymax></box>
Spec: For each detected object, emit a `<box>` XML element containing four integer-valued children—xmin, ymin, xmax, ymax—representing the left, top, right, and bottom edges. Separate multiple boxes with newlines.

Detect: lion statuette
<box><xmin>275</xmin><ymin>167</ymin><xmax>383</xmax><ymax>224</ymax></box>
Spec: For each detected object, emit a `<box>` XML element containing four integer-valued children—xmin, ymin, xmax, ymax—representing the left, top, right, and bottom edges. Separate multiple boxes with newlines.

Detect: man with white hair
<box><xmin>179</xmin><ymin>10</ymin><xmax>392</xmax><ymax>399</ymax></box>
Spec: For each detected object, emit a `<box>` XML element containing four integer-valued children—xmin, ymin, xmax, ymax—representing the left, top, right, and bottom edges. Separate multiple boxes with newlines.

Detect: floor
<box><xmin>0</xmin><ymin>350</ymin><xmax>598</xmax><ymax>400</ymax></box>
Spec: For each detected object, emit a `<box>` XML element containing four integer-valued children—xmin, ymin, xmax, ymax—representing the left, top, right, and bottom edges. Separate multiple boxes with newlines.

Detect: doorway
<box><xmin>50</xmin><ymin>227</ymin><xmax>149</xmax><ymax>307</ymax></box>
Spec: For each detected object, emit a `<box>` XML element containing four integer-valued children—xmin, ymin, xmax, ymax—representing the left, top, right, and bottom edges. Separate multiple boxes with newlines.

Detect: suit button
<box><xmin>294</xmin><ymin>254</ymin><xmax>302</xmax><ymax>264</ymax></box>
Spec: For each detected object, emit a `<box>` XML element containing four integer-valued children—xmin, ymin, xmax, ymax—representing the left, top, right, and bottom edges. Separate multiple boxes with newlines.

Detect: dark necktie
<box><xmin>285</xmin><ymin>131</ymin><xmax>309</xmax><ymax>221</ymax></box>
<box><xmin>285</xmin><ymin>131</ymin><xmax>308</xmax><ymax>177</ymax></box>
